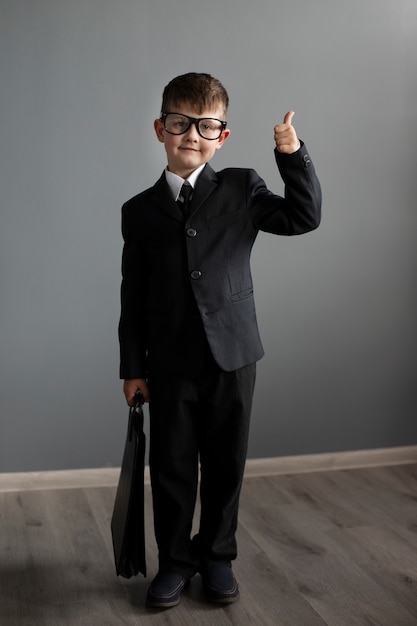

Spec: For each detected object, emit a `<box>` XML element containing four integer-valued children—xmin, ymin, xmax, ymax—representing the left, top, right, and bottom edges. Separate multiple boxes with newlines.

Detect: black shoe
<box><xmin>146</xmin><ymin>572</ymin><xmax>190</xmax><ymax>608</ymax></box>
<box><xmin>202</xmin><ymin>563</ymin><xmax>240</xmax><ymax>604</ymax></box>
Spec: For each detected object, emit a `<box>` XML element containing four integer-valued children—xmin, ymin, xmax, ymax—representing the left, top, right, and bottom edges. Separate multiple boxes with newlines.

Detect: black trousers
<box><xmin>148</xmin><ymin>350</ymin><xmax>256</xmax><ymax>577</ymax></box>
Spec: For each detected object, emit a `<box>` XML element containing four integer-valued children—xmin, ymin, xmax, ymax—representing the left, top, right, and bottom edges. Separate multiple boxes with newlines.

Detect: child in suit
<box><xmin>119</xmin><ymin>72</ymin><xmax>321</xmax><ymax>608</ymax></box>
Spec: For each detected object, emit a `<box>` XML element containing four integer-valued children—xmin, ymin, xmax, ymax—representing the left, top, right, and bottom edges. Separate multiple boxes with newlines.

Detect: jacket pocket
<box><xmin>230</xmin><ymin>288</ymin><xmax>253</xmax><ymax>302</ymax></box>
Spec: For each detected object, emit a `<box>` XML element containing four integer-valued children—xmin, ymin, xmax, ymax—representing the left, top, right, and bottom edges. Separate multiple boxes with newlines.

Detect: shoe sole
<box><xmin>205</xmin><ymin>580</ymin><xmax>240</xmax><ymax>604</ymax></box>
<box><xmin>207</xmin><ymin>590</ymin><xmax>240</xmax><ymax>604</ymax></box>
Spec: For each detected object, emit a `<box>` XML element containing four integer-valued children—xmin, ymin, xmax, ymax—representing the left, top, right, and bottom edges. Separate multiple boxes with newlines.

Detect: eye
<box><xmin>201</xmin><ymin>119</ymin><xmax>222</xmax><ymax>132</ymax></box>
<box><xmin>169</xmin><ymin>115</ymin><xmax>186</xmax><ymax>125</ymax></box>
<box><xmin>164</xmin><ymin>114</ymin><xmax>190</xmax><ymax>133</ymax></box>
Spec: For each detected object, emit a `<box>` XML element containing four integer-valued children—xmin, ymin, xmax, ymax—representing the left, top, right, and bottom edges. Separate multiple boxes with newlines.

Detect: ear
<box><xmin>216</xmin><ymin>128</ymin><xmax>231</xmax><ymax>150</ymax></box>
<box><xmin>154</xmin><ymin>119</ymin><xmax>165</xmax><ymax>143</ymax></box>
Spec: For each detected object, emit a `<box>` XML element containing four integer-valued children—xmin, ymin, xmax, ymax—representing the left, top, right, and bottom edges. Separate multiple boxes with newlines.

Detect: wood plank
<box><xmin>238</xmin><ymin>470</ymin><xmax>417</xmax><ymax>625</ymax></box>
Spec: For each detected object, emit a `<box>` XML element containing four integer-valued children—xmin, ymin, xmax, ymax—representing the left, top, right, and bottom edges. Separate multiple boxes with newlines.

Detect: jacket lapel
<box><xmin>151</xmin><ymin>173</ymin><xmax>184</xmax><ymax>222</ymax></box>
<box><xmin>188</xmin><ymin>164</ymin><xmax>218</xmax><ymax>217</ymax></box>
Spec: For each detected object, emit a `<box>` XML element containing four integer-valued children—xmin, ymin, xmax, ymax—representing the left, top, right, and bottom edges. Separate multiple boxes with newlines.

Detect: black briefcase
<box><xmin>111</xmin><ymin>391</ymin><xmax>146</xmax><ymax>577</ymax></box>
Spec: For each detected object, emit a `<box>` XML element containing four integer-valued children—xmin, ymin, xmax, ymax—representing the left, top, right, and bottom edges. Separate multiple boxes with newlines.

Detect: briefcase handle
<box><xmin>133</xmin><ymin>390</ymin><xmax>144</xmax><ymax>408</ymax></box>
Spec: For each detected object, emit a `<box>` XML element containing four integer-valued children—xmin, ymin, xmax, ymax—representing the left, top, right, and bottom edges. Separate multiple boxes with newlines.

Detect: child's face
<box><xmin>154</xmin><ymin>105</ymin><xmax>230</xmax><ymax>179</ymax></box>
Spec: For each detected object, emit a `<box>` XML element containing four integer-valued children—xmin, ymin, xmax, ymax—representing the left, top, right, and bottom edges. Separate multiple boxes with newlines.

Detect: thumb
<box><xmin>283</xmin><ymin>111</ymin><xmax>295</xmax><ymax>125</ymax></box>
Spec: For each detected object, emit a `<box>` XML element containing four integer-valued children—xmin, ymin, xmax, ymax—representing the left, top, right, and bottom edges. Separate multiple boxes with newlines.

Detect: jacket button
<box><xmin>190</xmin><ymin>270</ymin><xmax>202</xmax><ymax>280</ymax></box>
<box><xmin>186</xmin><ymin>228</ymin><xmax>197</xmax><ymax>237</ymax></box>
<box><xmin>303</xmin><ymin>154</ymin><xmax>311</xmax><ymax>168</ymax></box>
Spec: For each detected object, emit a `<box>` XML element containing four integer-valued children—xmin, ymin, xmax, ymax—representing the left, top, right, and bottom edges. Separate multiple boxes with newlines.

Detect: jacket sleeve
<box><xmin>118</xmin><ymin>202</ymin><xmax>149</xmax><ymax>380</ymax></box>
<box><xmin>248</xmin><ymin>142</ymin><xmax>322</xmax><ymax>235</ymax></box>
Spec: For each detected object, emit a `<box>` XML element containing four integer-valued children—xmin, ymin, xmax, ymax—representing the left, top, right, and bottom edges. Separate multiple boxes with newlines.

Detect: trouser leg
<box><xmin>195</xmin><ymin>357</ymin><xmax>256</xmax><ymax>566</ymax></box>
<box><xmin>148</xmin><ymin>378</ymin><xmax>200</xmax><ymax>577</ymax></box>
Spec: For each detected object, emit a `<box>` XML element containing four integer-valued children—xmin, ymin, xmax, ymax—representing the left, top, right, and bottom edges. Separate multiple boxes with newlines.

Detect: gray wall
<box><xmin>1</xmin><ymin>0</ymin><xmax>416</xmax><ymax>472</ymax></box>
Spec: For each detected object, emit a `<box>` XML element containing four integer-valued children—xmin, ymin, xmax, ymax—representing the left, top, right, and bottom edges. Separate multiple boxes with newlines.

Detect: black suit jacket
<box><xmin>119</xmin><ymin>144</ymin><xmax>321</xmax><ymax>379</ymax></box>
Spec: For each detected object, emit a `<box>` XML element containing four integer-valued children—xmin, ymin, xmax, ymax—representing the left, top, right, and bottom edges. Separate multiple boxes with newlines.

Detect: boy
<box><xmin>118</xmin><ymin>72</ymin><xmax>321</xmax><ymax>608</ymax></box>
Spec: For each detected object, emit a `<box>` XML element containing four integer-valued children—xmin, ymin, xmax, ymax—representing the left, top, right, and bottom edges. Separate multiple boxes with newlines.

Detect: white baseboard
<box><xmin>1</xmin><ymin>445</ymin><xmax>416</xmax><ymax>493</ymax></box>
<box><xmin>243</xmin><ymin>445</ymin><xmax>417</xmax><ymax>478</ymax></box>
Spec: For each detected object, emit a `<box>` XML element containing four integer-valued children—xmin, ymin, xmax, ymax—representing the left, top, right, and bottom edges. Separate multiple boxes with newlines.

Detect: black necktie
<box><xmin>178</xmin><ymin>183</ymin><xmax>192</xmax><ymax>217</ymax></box>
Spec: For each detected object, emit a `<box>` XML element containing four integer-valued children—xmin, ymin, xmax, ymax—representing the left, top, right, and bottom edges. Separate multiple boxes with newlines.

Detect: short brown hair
<box><xmin>161</xmin><ymin>73</ymin><xmax>229</xmax><ymax>119</ymax></box>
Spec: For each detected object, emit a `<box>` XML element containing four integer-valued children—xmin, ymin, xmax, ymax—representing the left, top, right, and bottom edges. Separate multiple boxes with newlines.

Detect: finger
<box><xmin>127</xmin><ymin>392</ymin><xmax>137</xmax><ymax>407</ymax></box>
<box><xmin>283</xmin><ymin>111</ymin><xmax>295</xmax><ymax>125</ymax></box>
<box><xmin>124</xmin><ymin>381</ymin><xmax>139</xmax><ymax>406</ymax></box>
<box><xmin>136</xmin><ymin>382</ymin><xmax>150</xmax><ymax>403</ymax></box>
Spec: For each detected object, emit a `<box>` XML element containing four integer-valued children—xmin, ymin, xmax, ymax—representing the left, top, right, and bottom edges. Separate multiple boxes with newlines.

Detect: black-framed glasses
<box><xmin>160</xmin><ymin>112</ymin><xmax>227</xmax><ymax>140</ymax></box>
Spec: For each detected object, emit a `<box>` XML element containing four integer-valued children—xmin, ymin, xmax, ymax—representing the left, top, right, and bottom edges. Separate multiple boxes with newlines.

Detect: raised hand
<box><xmin>274</xmin><ymin>111</ymin><xmax>300</xmax><ymax>154</ymax></box>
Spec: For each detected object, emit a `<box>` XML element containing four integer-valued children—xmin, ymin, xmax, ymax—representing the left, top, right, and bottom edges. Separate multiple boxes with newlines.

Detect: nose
<box><xmin>185</xmin><ymin>122</ymin><xmax>200</xmax><ymax>140</ymax></box>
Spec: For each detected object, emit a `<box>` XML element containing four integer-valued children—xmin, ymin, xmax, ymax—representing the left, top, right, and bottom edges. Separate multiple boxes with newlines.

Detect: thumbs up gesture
<box><xmin>274</xmin><ymin>111</ymin><xmax>300</xmax><ymax>154</ymax></box>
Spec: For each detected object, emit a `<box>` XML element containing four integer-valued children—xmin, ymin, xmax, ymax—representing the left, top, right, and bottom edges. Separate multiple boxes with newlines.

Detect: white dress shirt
<box><xmin>164</xmin><ymin>163</ymin><xmax>206</xmax><ymax>202</ymax></box>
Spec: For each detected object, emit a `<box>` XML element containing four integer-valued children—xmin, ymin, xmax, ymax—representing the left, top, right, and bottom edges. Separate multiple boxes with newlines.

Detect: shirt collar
<box><xmin>164</xmin><ymin>163</ymin><xmax>206</xmax><ymax>201</ymax></box>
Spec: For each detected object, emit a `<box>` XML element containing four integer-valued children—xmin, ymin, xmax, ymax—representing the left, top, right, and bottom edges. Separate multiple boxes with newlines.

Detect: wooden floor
<box><xmin>1</xmin><ymin>461</ymin><xmax>417</xmax><ymax>625</ymax></box>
